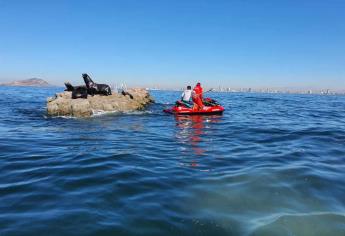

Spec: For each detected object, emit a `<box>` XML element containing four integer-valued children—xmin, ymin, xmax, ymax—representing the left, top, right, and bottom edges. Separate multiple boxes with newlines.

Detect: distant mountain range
<box><xmin>0</xmin><ymin>78</ymin><xmax>52</xmax><ymax>87</ymax></box>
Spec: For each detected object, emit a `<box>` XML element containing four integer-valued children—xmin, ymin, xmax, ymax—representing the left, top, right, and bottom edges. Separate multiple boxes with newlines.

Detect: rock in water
<box><xmin>47</xmin><ymin>88</ymin><xmax>154</xmax><ymax>117</ymax></box>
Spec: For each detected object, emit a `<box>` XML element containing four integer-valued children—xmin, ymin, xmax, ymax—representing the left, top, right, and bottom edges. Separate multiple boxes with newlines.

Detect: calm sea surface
<box><xmin>0</xmin><ymin>86</ymin><xmax>344</xmax><ymax>236</ymax></box>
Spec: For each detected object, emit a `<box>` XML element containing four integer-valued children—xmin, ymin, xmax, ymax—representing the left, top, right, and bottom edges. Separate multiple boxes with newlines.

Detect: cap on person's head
<box><xmin>187</xmin><ymin>85</ymin><xmax>191</xmax><ymax>90</ymax></box>
<box><xmin>196</xmin><ymin>82</ymin><xmax>201</xmax><ymax>86</ymax></box>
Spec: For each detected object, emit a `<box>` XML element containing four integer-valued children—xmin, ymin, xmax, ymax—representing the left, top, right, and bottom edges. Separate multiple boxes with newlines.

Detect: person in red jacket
<box><xmin>192</xmin><ymin>82</ymin><xmax>204</xmax><ymax>111</ymax></box>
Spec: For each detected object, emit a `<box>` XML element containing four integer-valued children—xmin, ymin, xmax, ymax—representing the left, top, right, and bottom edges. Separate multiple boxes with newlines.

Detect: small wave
<box><xmin>42</xmin><ymin>109</ymin><xmax>155</xmax><ymax>118</ymax></box>
<box><xmin>91</xmin><ymin>109</ymin><xmax>154</xmax><ymax>117</ymax></box>
<box><xmin>91</xmin><ymin>109</ymin><xmax>121</xmax><ymax>116</ymax></box>
<box><xmin>122</xmin><ymin>110</ymin><xmax>154</xmax><ymax>115</ymax></box>
<box><xmin>250</xmin><ymin>212</ymin><xmax>345</xmax><ymax>236</ymax></box>
<box><xmin>44</xmin><ymin>115</ymin><xmax>77</xmax><ymax>119</ymax></box>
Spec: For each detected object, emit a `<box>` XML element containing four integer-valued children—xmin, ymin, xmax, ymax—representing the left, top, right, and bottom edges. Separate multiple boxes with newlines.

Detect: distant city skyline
<box><xmin>0</xmin><ymin>1</ymin><xmax>344</xmax><ymax>89</ymax></box>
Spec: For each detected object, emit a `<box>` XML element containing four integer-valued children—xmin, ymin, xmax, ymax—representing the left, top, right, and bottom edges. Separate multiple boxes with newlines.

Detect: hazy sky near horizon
<box><xmin>0</xmin><ymin>0</ymin><xmax>344</xmax><ymax>89</ymax></box>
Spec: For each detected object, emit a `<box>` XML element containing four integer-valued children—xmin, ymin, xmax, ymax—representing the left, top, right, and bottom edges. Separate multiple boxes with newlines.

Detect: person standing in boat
<box><xmin>192</xmin><ymin>82</ymin><xmax>204</xmax><ymax>110</ymax></box>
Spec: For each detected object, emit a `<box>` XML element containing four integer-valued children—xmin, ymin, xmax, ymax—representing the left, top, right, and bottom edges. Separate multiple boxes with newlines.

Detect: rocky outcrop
<box><xmin>47</xmin><ymin>88</ymin><xmax>154</xmax><ymax>117</ymax></box>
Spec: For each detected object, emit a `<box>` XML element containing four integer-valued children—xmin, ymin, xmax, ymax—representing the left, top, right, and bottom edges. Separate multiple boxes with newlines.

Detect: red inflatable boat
<box><xmin>163</xmin><ymin>98</ymin><xmax>225</xmax><ymax>115</ymax></box>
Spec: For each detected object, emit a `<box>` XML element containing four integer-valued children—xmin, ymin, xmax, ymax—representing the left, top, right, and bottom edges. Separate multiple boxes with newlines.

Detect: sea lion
<box><xmin>64</xmin><ymin>82</ymin><xmax>88</xmax><ymax>99</ymax></box>
<box><xmin>121</xmin><ymin>90</ymin><xmax>134</xmax><ymax>99</ymax></box>
<box><xmin>64</xmin><ymin>82</ymin><xmax>74</xmax><ymax>92</ymax></box>
<box><xmin>82</xmin><ymin>74</ymin><xmax>112</xmax><ymax>96</ymax></box>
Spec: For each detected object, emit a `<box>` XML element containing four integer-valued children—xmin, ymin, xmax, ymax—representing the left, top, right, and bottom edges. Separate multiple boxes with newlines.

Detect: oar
<box><xmin>202</xmin><ymin>89</ymin><xmax>218</xmax><ymax>106</ymax></box>
<box><xmin>203</xmin><ymin>88</ymin><xmax>214</xmax><ymax>94</ymax></box>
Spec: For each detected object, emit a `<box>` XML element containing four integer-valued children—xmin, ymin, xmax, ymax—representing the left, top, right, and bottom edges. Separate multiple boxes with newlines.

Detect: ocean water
<box><xmin>0</xmin><ymin>86</ymin><xmax>344</xmax><ymax>236</ymax></box>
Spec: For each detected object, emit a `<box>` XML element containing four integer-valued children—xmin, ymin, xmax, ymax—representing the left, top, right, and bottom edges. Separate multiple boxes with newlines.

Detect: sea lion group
<box><xmin>64</xmin><ymin>73</ymin><xmax>112</xmax><ymax>99</ymax></box>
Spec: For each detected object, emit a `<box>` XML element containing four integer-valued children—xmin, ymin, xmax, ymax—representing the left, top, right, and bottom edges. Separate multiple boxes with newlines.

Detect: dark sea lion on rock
<box><xmin>121</xmin><ymin>90</ymin><xmax>134</xmax><ymax>99</ymax></box>
<box><xmin>82</xmin><ymin>73</ymin><xmax>112</xmax><ymax>96</ymax></box>
<box><xmin>64</xmin><ymin>82</ymin><xmax>88</xmax><ymax>99</ymax></box>
<box><xmin>64</xmin><ymin>82</ymin><xmax>74</xmax><ymax>91</ymax></box>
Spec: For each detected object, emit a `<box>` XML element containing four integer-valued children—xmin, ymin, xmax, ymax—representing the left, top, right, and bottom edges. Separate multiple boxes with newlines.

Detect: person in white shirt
<box><xmin>181</xmin><ymin>86</ymin><xmax>192</xmax><ymax>103</ymax></box>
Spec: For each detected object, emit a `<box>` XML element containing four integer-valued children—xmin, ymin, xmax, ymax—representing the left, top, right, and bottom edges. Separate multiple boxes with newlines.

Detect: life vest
<box><xmin>193</xmin><ymin>85</ymin><xmax>203</xmax><ymax>99</ymax></box>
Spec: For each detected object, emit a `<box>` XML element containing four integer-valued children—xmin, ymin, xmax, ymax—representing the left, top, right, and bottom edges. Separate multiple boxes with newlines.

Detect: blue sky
<box><xmin>0</xmin><ymin>0</ymin><xmax>344</xmax><ymax>89</ymax></box>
